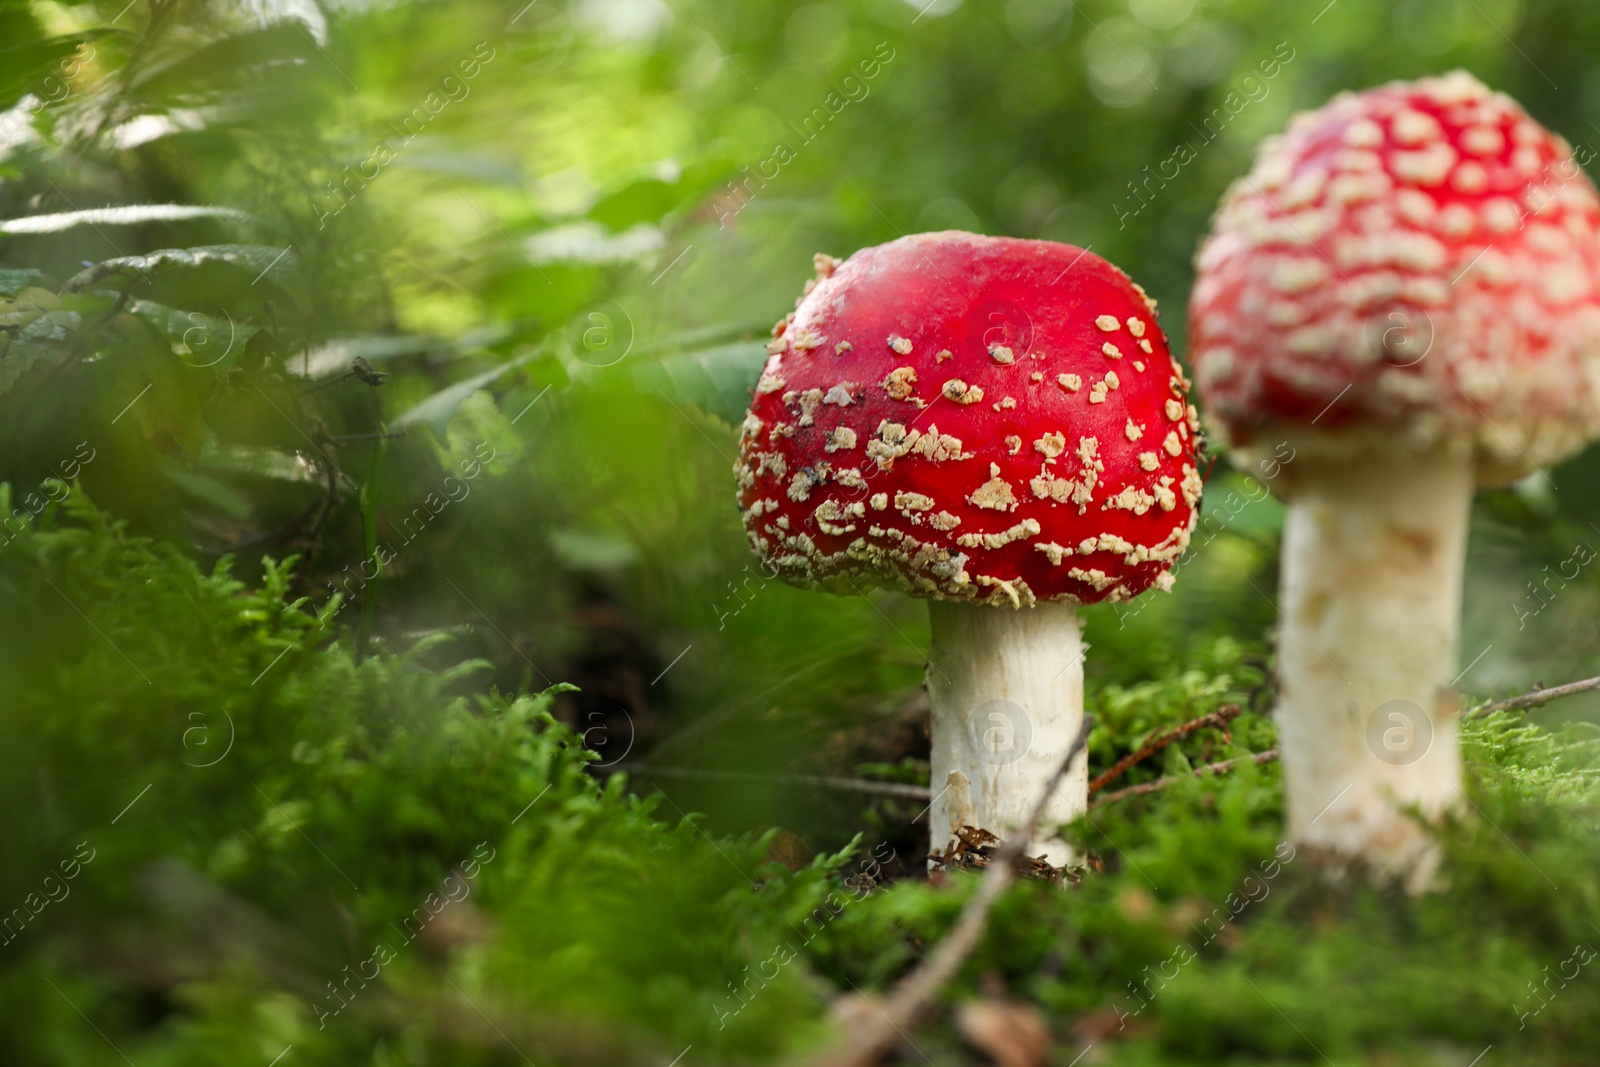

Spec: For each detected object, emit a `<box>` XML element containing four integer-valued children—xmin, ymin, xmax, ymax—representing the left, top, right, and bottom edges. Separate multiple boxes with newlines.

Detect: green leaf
<box><xmin>1</xmin><ymin>204</ymin><xmax>249</xmax><ymax>234</ymax></box>
<box><xmin>0</xmin><ymin>309</ymin><xmax>79</xmax><ymax>394</ymax></box>
<box><xmin>392</xmin><ymin>350</ymin><xmax>539</xmax><ymax>434</ymax></box>
<box><xmin>195</xmin><ymin>443</ymin><xmax>326</xmax><ymax>487</ymax></box>
<box><xmin>131</xmin><ymin>24</ymin><xmax>321</xmax><ymax>97</ymax></box>
<box><xmin>62</xmin><ymin>244</ymin><xmax>294</xmax><ymax>294</ymax></box>
<box><xmin>588</xmin><ymin>160</ymin><xmax>738</xmax><ymax>230</ymax></box>
<box><xmin>0</xmin><ymin>268</ymin><xmax>50</xmax><ymax>296</ymax></box>
<box><xmin>547</xmin><ymin>526</ymin><xmax>640</xmax><ymax>571</ymax></box>
<box><xmin>0</xmin><ymin>286</ymin><xmax>59</xmax><ymax>328</ymax></box>
<box><xmin>128</xmin><ymin>299</ymin><xmax>262</xmax><ymax>368</ymax></box>
<box><xmin>0</xmin><ymin>34</ymin><xmax>101</xmax><ymax>113</ymax></box>
<box><xmin>392</xmin><ymin>147</ymin><xmax>523</xmax><ymax>186</ymax></box>
<box><xmin>588</xmin><ymin>178</ymin><xmax>682</xmax><ymax>231</ymax></box>
<box><xmin>161</xmin><ymin>466</ymin><xmax>256</xmax><ymax>520</ymax></box>
<box><xmin>629</xmin><ymin>341</ymin><xmax>766</xmax><ymax>426</ymax></box>
<box><xmin>630</xmin><ymin>322</ymin><xmax>768</xmax><ymax>358</ymax></box>
<box><xmin>301</xmin><ymin>323</ymin><xmax>521</xmax><ymax>378</ymax></box>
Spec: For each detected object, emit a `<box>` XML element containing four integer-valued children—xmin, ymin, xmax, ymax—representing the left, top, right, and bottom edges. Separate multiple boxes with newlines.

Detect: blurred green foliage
<box><xmin>2</xmin><ymin>0</ymin><xmax>1600</xmax><ymax>1062</ymax></box>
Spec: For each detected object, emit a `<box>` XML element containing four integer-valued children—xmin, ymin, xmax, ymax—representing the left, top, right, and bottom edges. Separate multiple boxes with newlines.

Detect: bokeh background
<box><xmin>3</xmin><ymin>0</ymin><xmax>1600</xmax><ymax>1063</ymax></box>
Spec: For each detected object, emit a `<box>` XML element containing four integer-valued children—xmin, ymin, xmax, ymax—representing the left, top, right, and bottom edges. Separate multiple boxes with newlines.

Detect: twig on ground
<box><xmin>1465</xmin><ymin>674</ymin><xmax>1600</xmax><ymax>719</ymax></box>
<box><xmin>612</xmin><ymin>764</ymin><xmax>932</xmax><ymax>803</ymax></box>
<box><xmin>1079</xmin><ymin>673</ymin><xmax>1600</xmax><ymax>810</ymax></box>
<box><xmin>1088</xmin><ymin>704</ymin><xmax>1242</xmax><ymax>796</ymax></box>
<box><xmin>801</xmin><ymin>716</ymin><xmax>1094</xmax><ymax>1067</ymax></box>
<box><xmin>1089</xmin><ymin>749</ymin><xmax>1280</xmax><ymax>810</ymax></box>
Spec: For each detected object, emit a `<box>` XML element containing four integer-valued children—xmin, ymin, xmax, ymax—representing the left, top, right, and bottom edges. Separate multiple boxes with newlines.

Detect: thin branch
<box><xmin>1465</xmin><ymin>674</ymin><xmax>1600</xmax><ymax>719</ymax></box>
<box><xmin>88</xmin><ymin>0</ymin><xmax>180</xmax><ymax>144</ymax></box>
<box><xmin>327</xmin><ymin>430</ymin><xmax>408</xmax><ymax>446</ymax></box>
<box><xmin>1089</xmin><ymin>749</ymin><xmax>1279</xmax><ymax>810</ymax></box>
<box><xmin>1088</xmin><ymin>704</ymin><xmax>1242</xmax><ymax>796</ymax></box>
<box><xmin>611</xmin><ymin>764</ymin><xmax>931</xmax><ymax>803</ymax></box>
<box><xmin>301</xmin><ymin>357</ymin><xmax>389</xmax><ymax>394</ymax></box>
<box><xmin>804</xmin><ymin>716</ymin><xmax>1094</xmax><ymax>1067</ymax></box>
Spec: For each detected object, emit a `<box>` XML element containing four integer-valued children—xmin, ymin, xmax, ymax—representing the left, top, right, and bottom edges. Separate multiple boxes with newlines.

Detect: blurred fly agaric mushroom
<box><xmin>735</xmin><ymin>232</ymin><xmax>1203</xmax><ymax>864</ymax></box>
<box><xmin>1190</xmin><ymin>72</ymin><xmax>1600</xmax><ymax>881</ymax></box>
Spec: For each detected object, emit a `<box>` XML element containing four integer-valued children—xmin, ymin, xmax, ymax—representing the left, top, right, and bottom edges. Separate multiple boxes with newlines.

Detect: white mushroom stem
<box><xmin>925</xmin><ymin>599</ymin><xmax>1087</xmax><ymax>866</ymax></box>
<box><xmin>1275</xmin><ymin>444</ymin><xmax>1469</xmax><ymax>885</ymax></box>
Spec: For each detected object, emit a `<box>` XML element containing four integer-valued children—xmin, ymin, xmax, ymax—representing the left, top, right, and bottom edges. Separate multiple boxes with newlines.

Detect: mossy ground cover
<box><xmin>3</xmin><ymin>500</ymin><xmax>1595</xmax><ymax>1066</ymax></box>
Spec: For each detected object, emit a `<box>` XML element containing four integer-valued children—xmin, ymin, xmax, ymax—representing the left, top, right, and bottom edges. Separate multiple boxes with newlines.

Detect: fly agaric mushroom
<box><xmin>735</xmin><ymin>232</ymin><xmax>1202</xmax><ymax>863</ymax></box>
<box><xmin>1190</xmin><ymin>71</ymin><xmax>1600</xmax><ymax>881</ymax></box>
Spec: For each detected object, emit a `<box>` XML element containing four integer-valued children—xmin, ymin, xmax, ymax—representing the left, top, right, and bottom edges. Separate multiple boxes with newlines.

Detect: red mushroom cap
<box><xmin>734</xmin><ymin>232</ymin><xmax>1202</xmax><ymax>608</ymax></box>
<box><xmin>1191</xmin><ymin>71</ymin><xmax>1600</xmax><ymax>481</ymax></box>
